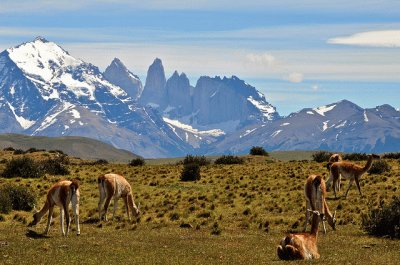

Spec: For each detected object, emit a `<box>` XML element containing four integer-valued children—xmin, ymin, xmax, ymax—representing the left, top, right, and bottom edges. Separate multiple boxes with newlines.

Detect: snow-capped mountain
<box><xmin>1</xmin><ymin>38</ymin><xmax>398</xmax><ymax>157</ymax></box>
<box><xmin>212</xmin><ymin>100</ymin><xmax>400</xmax><ymax>154</ymax></box>
<box><xmin>0</xmin><ymin>37</ymin><xmax>191</xmax><ymax>158</ymax></box>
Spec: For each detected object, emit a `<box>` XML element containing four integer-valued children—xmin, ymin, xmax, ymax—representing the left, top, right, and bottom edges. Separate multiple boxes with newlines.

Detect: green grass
<box><xmin>0</xmin><ymin>154</ymin><xmax>399</xmax><ymax>264</ymax></box>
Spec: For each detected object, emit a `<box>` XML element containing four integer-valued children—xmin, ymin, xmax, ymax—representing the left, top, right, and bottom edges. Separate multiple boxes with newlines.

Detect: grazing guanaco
<box><xmin>326</xmin><ymin>154</ymin><xmax>380</xmax><ymax>199</ymax></box>
<box><xmin>98</xmin><ymin>173</ymin><xmax>140</xmax><ymax>221</ymax></box>
<box><xmin>28</xmin><ymin>180</ymin><xmax>80</xmax><ymax>236</ymax></box>
<box><xmin>277</xmin><ymin>210</ymin><xmax>321</xmax><ymax>260</ymax></box>
<box><xmin>304</xmin><ymin>174</ymin><xmax>336</xmax><ymax>234</ymax></box>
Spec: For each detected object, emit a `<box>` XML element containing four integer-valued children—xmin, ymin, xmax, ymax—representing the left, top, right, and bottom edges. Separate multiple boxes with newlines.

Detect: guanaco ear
<box><xmin>333</xmin><ymin>210</ymin><xmax>337</xmax><ymax>220</ymax></box>
<box><xmin>33</xmin><ymin>205</ymin><xmax>38</xmax><ymax>214</ymax></box>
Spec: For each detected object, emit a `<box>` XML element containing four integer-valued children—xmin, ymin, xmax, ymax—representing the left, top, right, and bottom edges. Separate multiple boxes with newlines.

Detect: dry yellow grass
<box><xmin>0</xmin><ymin>152</ymin><xmax>399</xmax><ymax>264</ymax></box>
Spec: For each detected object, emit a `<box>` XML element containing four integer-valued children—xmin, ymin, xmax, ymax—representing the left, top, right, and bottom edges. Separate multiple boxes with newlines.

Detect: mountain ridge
<box><xmin>0</xmin><ymin>37</ymin><xmax>399</xmax><ymax>157</ymax></box>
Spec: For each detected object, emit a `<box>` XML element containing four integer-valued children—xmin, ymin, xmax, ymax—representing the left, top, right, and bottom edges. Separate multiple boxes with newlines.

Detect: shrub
<box><xmin>312</xmin><ymin>151</ymin><xmax>333</xmax><ymax>162</ymax></box>
<box><xmin>249</xmin><ymin>146</ymin><xmax>268</xmax><ymax>156</ymax></box>
<box><xmin>49</xmin><ymin>149</ymin><xmax>65</xmax><ymax>155</ymax></box>
<box><xmin>41</xmin><ymin>157</ymin><xmax>70</xmax><ymax>175</ymax></box>
<box><xmin>92</xmin><ymin>159</ymin><xmax>109</xmax><ymax>165</ymax></box>
<box><xmin>214</xmin><ymin>155</ymin><xmax>244</xmax><ymax>165</ymax></box>
<box><xmin>368</xmin><ymin>160</ymin><xmax>391</xmax><ymax>174</ymax></box>
<box><xmin>129</xmin><ymin>158</ymin><xmax>145</xmax><ymax>166</ymax></box>
<box><xmin>13</xmin><ymin>149</ymin><xmax>25</xmax><ymax>155</ymax></box>
<box><xmin>0</xmin><ymin>184</ymin><xmax>36</xmax><ymax>213</ymax></box>
<box><xmin>342</xmin><ymin>153</ymin><xmax>368</xmax><ymax>161</ymax></box>
<box><xmin>382</xmin><ymin>152</ymin><xmax>400</xmax><ymax>159</ymax></box>
<box><xmin>26</xmin><ymin>147</ymin><xmax>45</xmax><ymax>153</ymax></box>
<box><xmin>211</xmin><ymin>222</ymin><xmax>222</xmax><ymax>235</ymax></box>
<box><xmin>182</xmin><ymin>155</ymin><xmax>210</xmax><ymax>166</ymax></box>
<box><xmin>1</xmin><ymin>157</ymin><xmax>43</xmax><ymax>178</ymax></box>
<box><xmin>180</xmin><ymin>163</ymin><xmax>201</xmax><ymax>181</ymax></box>
<box><xmin>361</xmin><ymin>197</ymin><xmax>400</xmax><ymax>239</ymax></box>
<box><xmin>3</xmin><ymin>147</ymin><xmax>15</xmax><ymax>151</ymax></box>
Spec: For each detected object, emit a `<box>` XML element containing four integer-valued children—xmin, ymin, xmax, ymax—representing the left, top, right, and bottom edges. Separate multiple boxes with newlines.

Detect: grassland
<box><xmin>0</xmin><ymin>151</ymin><xmax>399</xmax><ymax>264</ymax></box>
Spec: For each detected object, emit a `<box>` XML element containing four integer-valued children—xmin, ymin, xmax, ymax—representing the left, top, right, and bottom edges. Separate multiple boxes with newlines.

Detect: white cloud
<box><xmin>245</xmin><ymin>53</ymin><xmax>276</xmax><ymax>67</ymax></box>
<box><xmin>288</xmin><ymin>72</ymin><xmax>304</xmax><ymax>83</ymax></box>
<box><xmin>328</xmin><ymin>30</ymin><xmax>400</xmax><ymax>47</ymax></box>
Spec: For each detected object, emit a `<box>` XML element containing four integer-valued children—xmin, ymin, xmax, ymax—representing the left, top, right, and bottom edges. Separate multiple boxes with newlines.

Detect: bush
<box><xmin>13</xmin><ymin>149</ymin><xmax>25</xmax><ymax>155</ymax></box>
<box><xmin>368</xmin><ymin>160</ymin><xmax>391</xmax><ymax>174</ymax></box>
<box><xmin>343</xmin><ymin>153</ymin><xmax>368</xmax><ymax>161</ymax></box>
<box><xmin>361</xmin><ymin>197</ymin><xmax>400</xmax><ymax>239</ymax></box>
<box><xmin>382</xmin><ymin>152</ymin><xmax>400</xmax><ymax>159</ymax></box>
<box><xmin>49</xmin><ymin>149</ymin><xmax>65</xmax><ymax>155</ymax></box>
<box><xmin>92</xmin><ymin>159</ymin><xmax>109</xmax><ymax>165</ymax></box>
<box><xmin>214</xmin><ymin>155</ymin><xmax>244</xmax><ymax>165</ymax></box>
<box><xmin>26</xmin><ymin>147</ymin><xmax>45</xmax><ymax>153</ymax></box>
<box><xmin>0</xmin><ymin>184</ymin><xmax>36</xmax><ymax>214</ymax></box>
<box><xmin>312</xmin><ymin>151</ymin><xmax>333</xmax><ymax>162</ymax></box>
<box><xmin>129</xmin><ymin>158</ymin><xmax>145</xmax><ymax>166</ymax></box>
<box><xmin>249</xmin><ymin>146</ymin><xmax>268</xmax><ymax>156</ymax></box>
<box><xmin>182</xmin><ymin>155</ymin><xmax>210</xmax><ymax>166</ymax></box>
<box><xmin>180</xmin><ymin>163</ymin><xmax>201</xmax><ymax>181</ymax></box>
<box><xmin>41</xmin><ymin>157</ymin><xmax>70</xmax><ymax>175</ymax></box>
<box><xmin>3</xmin><ymin>147</ymin><xmax>15</xmax><ymax>151</ymax></box>
<box><xmin>1</xmin><ymin>157</ymin><xmax>43</xmax><ymax>178</ymax></box>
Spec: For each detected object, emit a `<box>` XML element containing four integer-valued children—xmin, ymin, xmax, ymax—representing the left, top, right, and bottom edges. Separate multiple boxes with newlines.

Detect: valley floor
<box><xmin>0</xmin><ymin>154</ymin><xmax>399</xmax><ymax>264</ymax></box>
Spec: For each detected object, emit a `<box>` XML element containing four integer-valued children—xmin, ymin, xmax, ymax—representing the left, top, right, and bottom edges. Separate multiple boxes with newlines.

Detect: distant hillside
<box><xmin>0</xmin><ymin>134</ymin><xmax>139</xmax><ymax>162</ymax></box>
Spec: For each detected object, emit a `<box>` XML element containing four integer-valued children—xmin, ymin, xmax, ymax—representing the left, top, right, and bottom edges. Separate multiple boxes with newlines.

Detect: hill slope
<box><xmin>0</xmin><ymin>134</ymin><xmax>139</xmax><ymax>162</ymax></box>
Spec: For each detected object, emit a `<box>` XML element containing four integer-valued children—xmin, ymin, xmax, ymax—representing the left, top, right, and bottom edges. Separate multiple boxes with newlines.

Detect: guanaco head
<box><xmin>135</xmin><ymin>202</ymin><xmax>141</xmax><ymax>216</ymax></box>
<box><xmin>28</xmin><ymin>206</ymin><xmax>40</xmax><ymax>227</ymax></box>
<box><xmin>330</xmin><ymin>211</ymin><xmax>337</xmax><ymax>230</ymax></box>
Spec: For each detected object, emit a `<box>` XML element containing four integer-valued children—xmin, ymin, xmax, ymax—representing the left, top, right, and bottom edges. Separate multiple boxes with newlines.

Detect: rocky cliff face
<box><xmin>139</xmin><ymin>58</ymin><xmax>167</xmax><ymax>108</ymax></box>
<box><xmin>103</xmin><ymin>58</ymin><xmax>143</xmax><ymax>100</ymax></box>
<box><xmin>191</xmin><ymin>76</ymin><xmax>279</xmax><ymax>131</ymax></box>
<box><xmin>165</xmin><ymin>71</ymin><xmax>193</xmax><ymax>118</ymax></box>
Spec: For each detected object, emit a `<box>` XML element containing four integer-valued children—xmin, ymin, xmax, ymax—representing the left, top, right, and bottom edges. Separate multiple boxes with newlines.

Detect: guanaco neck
<box><xmin>362</xmin><ymin>155</ymin><xmax>374</xmax><ymax>173</ymax></box>
<box><xmin>127</xmin><ymin>194</ymin><xmax>138</xmax><ymax>215</ymax></box>
<box><xmin>310</xmin><ymin>212</ymin><xmax>320</xmax><ymax>236</ymax></box>
<box><xmin>35</xmin><ymin>199</ymin><xmax>51</xmax><ymax>220</ymax></box>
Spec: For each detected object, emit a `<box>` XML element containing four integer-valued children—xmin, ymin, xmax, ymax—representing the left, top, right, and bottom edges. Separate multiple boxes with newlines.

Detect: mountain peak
<box><xmin>110</xmin><ymin>57</ymin><xmax>127</xmax><ymax>70</ymax></box>
<box><xmin>33</xmin><ymin>36</ymin><xmax>49</xmax><ymax>43</ymax></box>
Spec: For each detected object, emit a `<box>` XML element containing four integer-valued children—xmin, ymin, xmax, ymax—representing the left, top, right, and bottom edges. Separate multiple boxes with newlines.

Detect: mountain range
<box><xmin>0</xmin><ymin>37</ymin><xmax>399</xmax><ymax>157</ymax></box>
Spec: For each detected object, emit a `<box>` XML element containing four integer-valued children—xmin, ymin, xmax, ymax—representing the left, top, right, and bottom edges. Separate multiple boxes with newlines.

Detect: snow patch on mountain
<box><xmin>6</xmin><ymin>102</ymin><xmax>35</xmax><ymax>129</ymax></box>
<box><xmin>247</xmin><ymin>96</ymin><xmax>276</xmax><ymax>119</ymax></box>
<box><xmin>363</xmin><ymin>110</ymin><xmax>369</xmax><ymax>122</ymax></box>
<box><xmin>313</xmin><ymin>104</ymin><xmax>336</xmax><ymax>116</ymax></box>
<box><xmin>163</xmin><ymin>117</ymin><xmax>225</xmax><ymax>137</ymax></box>
<box><xmin>34</xmin><ymin>102</ymin><xmax>74</xmax><ymax>133</ymax></box>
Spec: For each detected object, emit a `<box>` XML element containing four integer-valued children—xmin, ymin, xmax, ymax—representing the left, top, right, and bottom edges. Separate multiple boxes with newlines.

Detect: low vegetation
<box><xmin>342</xmin><ymin>153</ymin><xmax>369</xmax><ymax>161</ymax></box>
<box><xmin>129</xmin><ymin>157</ymin><xmax>145</xmax><ymax>166</ymax></box>
<box><xmin>368</xmin><ymin>159</ymin><xmax>391</xmax><ymax>174</ymax></box>
<box><xmin>214</xmin><ymin>155</ymin><xmax>244</xmax><ymax>164</ymax></box>
<box><xmin>249</xmin><ymin>146</ymin><xmax>268</xmax><ymax>156</ymax></box>
<box><xmin>181</xmin><ymin>155</ymin><xmax>211</xmax><ymax>166</ymax></box>
<box><xmin>180</xmin><ymin>163</ymin><xmax>201</xmax><ymax>181</ymax></box>
<box><xmin>0</xmin><ymin>149</ymin><xmax>399</xmax><ymax>264</ymax></box>
<box><xmin>0</xmin><ymin>184</ymin><xmax>36</xmax><ymax>214</ymax></box>
<box><xmin>362</xmin><ymin>196</ymin><xmax>400</xmax><ymax>239</ymax></box>
<box><xmin>312</xmin><ymin>151</ymin><xmax>333</xmax><ymax>162</ymax></box>
<box><xmin>1</xmin><ymin>157</ymin><xmax>42</xmax><ymax>178</ymax></box>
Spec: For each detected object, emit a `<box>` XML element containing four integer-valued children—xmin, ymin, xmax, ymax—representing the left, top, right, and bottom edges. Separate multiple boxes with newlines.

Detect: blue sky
<box><xmin>0</xmin><ymin>0</ymin><xmax>399</xmax><ymax>116</ymax></box>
